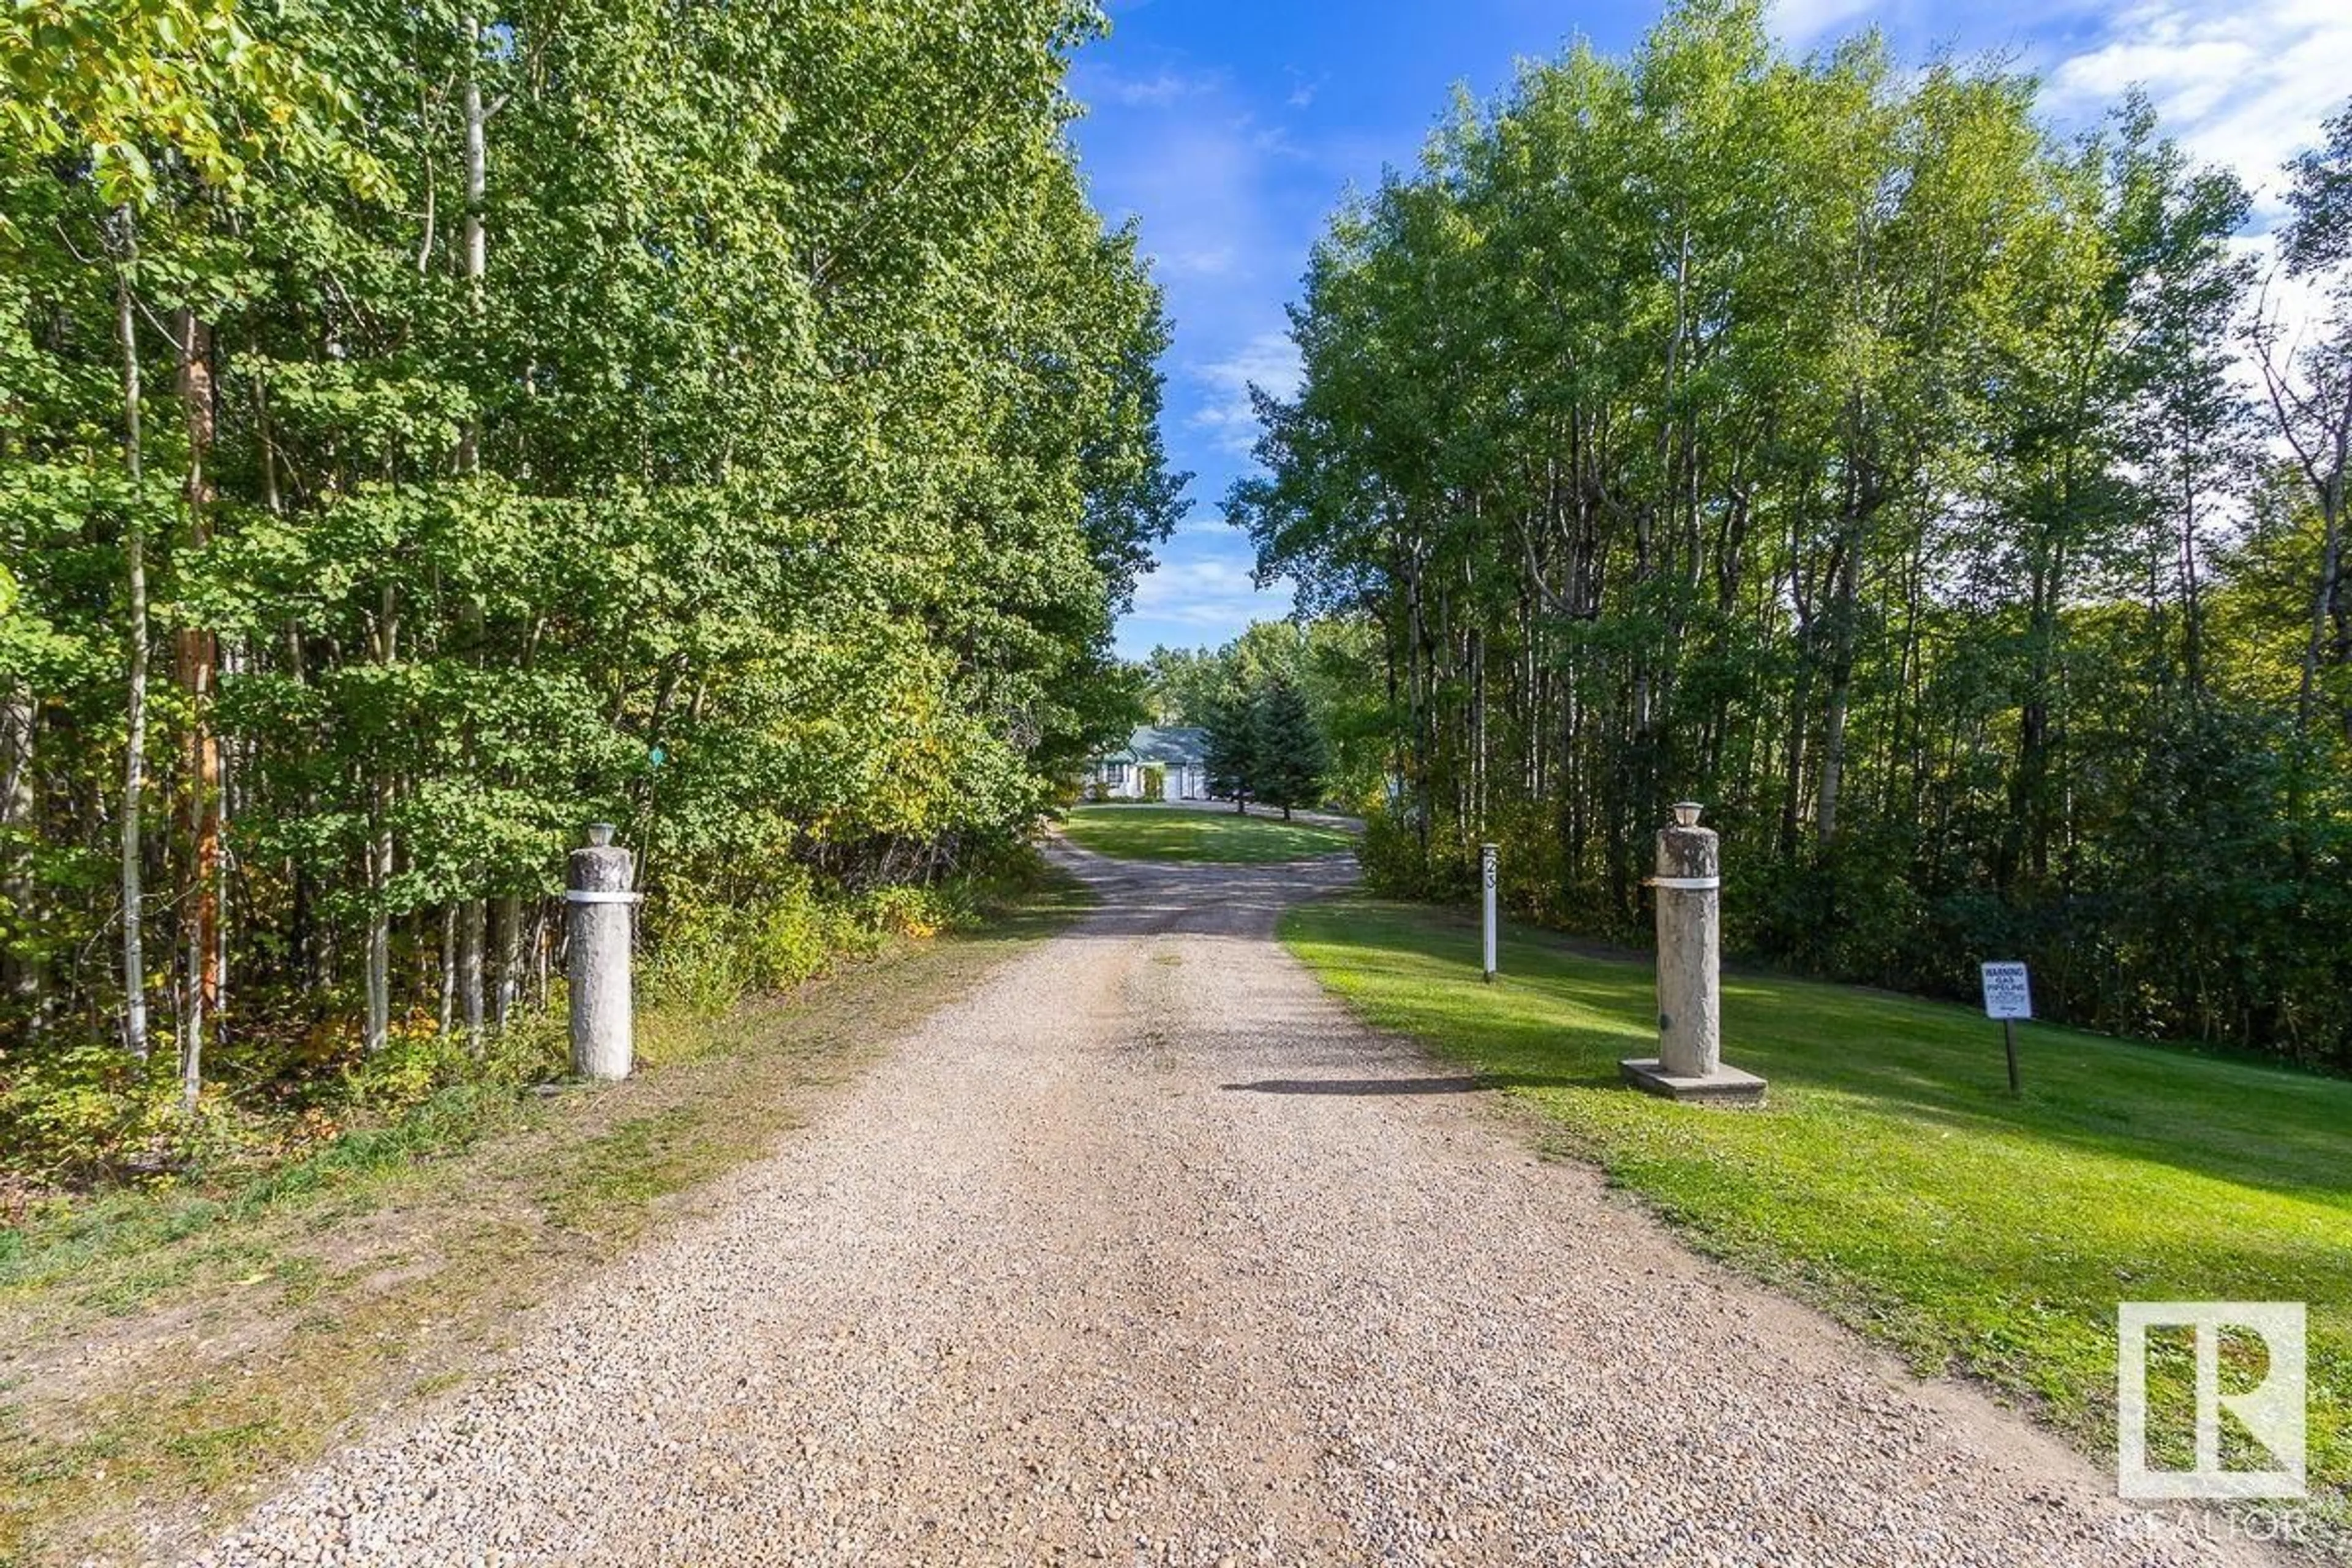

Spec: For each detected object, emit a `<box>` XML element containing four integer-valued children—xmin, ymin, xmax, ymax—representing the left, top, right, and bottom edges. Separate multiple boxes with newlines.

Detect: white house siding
<box><xmin>1086</xmin><ymin>727</ymin><xmax>1210</xmax><ymax>803</ymax></box>
<box><xmin>1089</xmin><ymin>764</ymin><xmax>1204</xmax><ymax>801</ymax></box>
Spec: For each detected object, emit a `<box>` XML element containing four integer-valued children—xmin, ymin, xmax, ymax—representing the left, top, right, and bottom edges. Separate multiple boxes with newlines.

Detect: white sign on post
<box><xmin>1981</xmin><ymin>961</ymin><xmax>2032</xmax><ymax>1020</ymax></box>
<box><xmin>1480</xmin><ymin>843</ymin><xmax>1498</xmax><ymax>981</ymax></box>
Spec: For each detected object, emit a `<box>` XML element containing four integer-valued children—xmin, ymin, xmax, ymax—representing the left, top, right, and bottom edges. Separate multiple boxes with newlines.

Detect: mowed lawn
<box><xmin>1062</xmin><ymin>804</ymin><xmax>1354</xmax><ymax>864</ymax></box>
<box><xmin>1284</xmin><ymin>896</ymin><xmax>2350</xmax><ymax>1516</ymax></box>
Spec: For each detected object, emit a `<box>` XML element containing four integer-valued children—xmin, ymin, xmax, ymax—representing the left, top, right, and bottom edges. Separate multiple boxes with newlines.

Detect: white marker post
<box><xmin>1480</xmin><ymin>842</ymin><xmax>1498</xmax><ymax>982</ymax></box>
<box><xmin>1981</xmin><ymin>960</ymin><xmax>2031</xmax><ymax>1094</ymax></box>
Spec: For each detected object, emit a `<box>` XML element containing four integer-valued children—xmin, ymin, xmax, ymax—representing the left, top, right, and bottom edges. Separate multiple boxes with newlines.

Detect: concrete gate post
<box><xmin>567</xmin><ymin>823</ymin><xmax>638</xmax><ymax>1081</ymax></box>
<box><xmin>1620</xmin><ymin>803</ymin><xmax>1766</xmax><ymax>1106</ymax></box>
<box><xmin>1653</xmin><ymin>804</ymin><xmax>1719</xmax><ymax>1077</ymax></box>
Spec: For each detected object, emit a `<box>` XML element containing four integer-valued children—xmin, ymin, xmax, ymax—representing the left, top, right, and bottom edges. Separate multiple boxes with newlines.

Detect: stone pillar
<box><xmin>1654</xmin><ymin>803</ymin><xmax>1719</xmax><ymax>1076</ymax></box>
<box><xmin>1621</xmin><ymin>803</ymin><xmax>1765</xmax><ymax>1105</ymax></box>
<box><xmin>567</xmin><ymin>823</ymin><xmax>636</xmax><ymax>1080</ymax></box>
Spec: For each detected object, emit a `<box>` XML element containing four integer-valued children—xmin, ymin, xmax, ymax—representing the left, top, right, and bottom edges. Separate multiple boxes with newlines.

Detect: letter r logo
<box><xmin>2117</xmin><ymin>1302</ymin><xmax>2305</xmax><ymax>1501</ymax></box>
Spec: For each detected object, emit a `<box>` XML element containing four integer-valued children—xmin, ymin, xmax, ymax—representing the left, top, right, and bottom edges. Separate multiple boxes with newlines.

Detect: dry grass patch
<box><xmin>0</xmin><ymin>876</ymin><xmax>1088</xmax><ymax>1567</ymax></box>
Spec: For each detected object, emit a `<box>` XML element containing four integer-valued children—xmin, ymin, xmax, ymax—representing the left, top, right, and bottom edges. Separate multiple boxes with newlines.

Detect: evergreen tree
<box><xmin>1202</xmin><ymin>690</ymin><xmax>1258</xmax><ymax>812</ymax></box>
<box><xmin>1249</xmin><ymin>677</ymin><xmax>1327</xmax><ymax>820</ymax></box>
<box><xmin>1131</xmin><ymin>618</ymin><xmax>1385</xmax><ymax>807</ymax></box>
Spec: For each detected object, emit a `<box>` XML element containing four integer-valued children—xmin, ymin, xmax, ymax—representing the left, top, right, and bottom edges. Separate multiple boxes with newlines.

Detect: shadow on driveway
<box><xmin>1219</xmin><ymin>1075</ymin><xmax>1488</xmax><ymax>1096</ymax></box>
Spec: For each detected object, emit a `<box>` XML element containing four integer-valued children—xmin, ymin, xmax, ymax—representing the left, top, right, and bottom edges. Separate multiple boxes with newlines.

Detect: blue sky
<box><xmin>1067</xmin><ymin>0</ymin><xmax>2352</xmax><ymax>660</ymax></box>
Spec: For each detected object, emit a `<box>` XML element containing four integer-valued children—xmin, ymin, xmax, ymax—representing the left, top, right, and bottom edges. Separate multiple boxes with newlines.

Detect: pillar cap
<box><xmin>1672</xmin><ymin>801</ymin><xmax>1703</xmax><ymax>827</ymax></box>
<box><xmin>586</xmin><ymin>822</ymin><xmax>616</xmax><ymax>848</ymax></box>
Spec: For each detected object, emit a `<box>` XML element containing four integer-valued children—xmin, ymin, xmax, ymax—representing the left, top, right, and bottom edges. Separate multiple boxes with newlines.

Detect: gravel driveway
<box><xmin>197</xmin><ymin>848</ymin><xmax>2275</xmax><ymax>1566</ymax></box>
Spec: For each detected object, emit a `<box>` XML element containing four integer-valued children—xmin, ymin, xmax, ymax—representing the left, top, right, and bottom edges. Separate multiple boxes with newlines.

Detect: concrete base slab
<box><xmin>1618</xmin><ymin>1057</ymin><xmax>1768</xmax><ymax>1107</ymax></box>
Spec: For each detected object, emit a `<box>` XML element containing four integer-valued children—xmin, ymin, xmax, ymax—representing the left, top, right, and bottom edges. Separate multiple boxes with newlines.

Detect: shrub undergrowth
<box><xmin>1</xmin><ymin>850</ymin><xmax>1049</xmax><ymax>1210</ymax></box>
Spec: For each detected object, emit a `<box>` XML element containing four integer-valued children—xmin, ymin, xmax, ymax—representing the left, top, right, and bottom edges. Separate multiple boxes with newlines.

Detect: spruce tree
<box><xmin>1202</xmin><ymin>690</ymin><xmax>1258</xmax><ymax>812</ymax></box>
<box><xmin>1249</xmin><ymin>677</ymin><xmax>1328</xmax><ymax>820</ymax></box>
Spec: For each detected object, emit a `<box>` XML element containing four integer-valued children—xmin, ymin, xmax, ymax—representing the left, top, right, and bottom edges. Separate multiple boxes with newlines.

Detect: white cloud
<box><xmin>1129</xmin><ymin>553</ymin><xmax>1291</xmax><ymax>630</ymax></box>
<box><xmin>1085</xmin><ymin>111</ymin><xmax>1267</xmax><ymax>286</ymax></box>
<box><xmin>1162</xmin><ymin>245</ymin><xmax>1237</xmax><ymax>277</ymax></box>
<box><xmin>1063</xmin><ymin>37</ymin><xmax>1335</xmax><ymax>654</ymax></box>
<box><xmin>1250</xmin><ymin>123</ymin><xmax>1306</xmax><ymax>158</ymax></box>
<box><xmin>1074</xmin><ymin>66</ymin><xmax>1219</xmax><ymax>109</ymax></box>
<box><xmin>2041</xmin><ymin>0</ymin><xmax>2350</xmax><ymax>209</ymax></box>
<box><xmin>1762</xmin><ymin>0</ymin><xmax>2344</xmax><ymax>209</ymax></box>
<box><xmin>1770</xmin><ymin>0</ymin><xmax>1883</xmax><ymax>48</ymax></box>
<box><xmin>1188</xmin><ymin>331</ymin><xmax>1303</xmax><ymax>458</ymax></box>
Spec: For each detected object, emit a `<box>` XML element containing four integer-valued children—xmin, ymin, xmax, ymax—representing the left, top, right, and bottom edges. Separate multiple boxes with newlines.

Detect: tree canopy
<box><xmin>1229</xmin><ymin>0</ymin><xmax>2352</xmax><ymax>1066</ymax></box>
<box><xmin>0</xmin><ymin>0</ymin><xmax>1185</xmax><ymax>1158</ymax></box>
<box><xmin>1143</xmin><ymin>617</ymin><xmax>1384</xmax><ymax>809</ymax></box>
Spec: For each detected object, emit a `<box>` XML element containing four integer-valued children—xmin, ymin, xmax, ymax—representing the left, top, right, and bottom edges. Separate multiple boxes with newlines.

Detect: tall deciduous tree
<box><xmin>1232</xmin><ymin>1</ymin><xmax>2351</xmax><ymax>1066</ymax></box>
<box><xmin>0</xmin><ymin>0</ymin><xmax>1185</xmax><ymax>1157</ymax></box>
<box><xmin>2263</xmin><ymin>99</ymin><xmax>2352</xmax><ymax>741</ymax></box>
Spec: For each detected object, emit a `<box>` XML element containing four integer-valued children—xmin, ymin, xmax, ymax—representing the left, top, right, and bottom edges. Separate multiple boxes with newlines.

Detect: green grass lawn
<box><xmin>1062</xmin><ymin>804</ymin><xmax>1354</xmax><ymax>864</ymax></box>
<box><xmin>1284</xmin><ymin>895</ymin><xmax>2351</xmax><ymax>1521</ymax></box>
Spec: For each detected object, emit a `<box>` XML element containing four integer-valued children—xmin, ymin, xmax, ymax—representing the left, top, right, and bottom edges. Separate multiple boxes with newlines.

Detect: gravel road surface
<box><xmin>196</xmin><ymin>848</ymin><xmax>2274</xmax><ymax>1566</ymax></box>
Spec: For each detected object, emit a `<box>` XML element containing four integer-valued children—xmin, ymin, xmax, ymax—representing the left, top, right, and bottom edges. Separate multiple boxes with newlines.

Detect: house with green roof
<box><xmin>1086</xmin><ymin>725</ymin><xmax>1210</xmax><ymax>802</ymax></box>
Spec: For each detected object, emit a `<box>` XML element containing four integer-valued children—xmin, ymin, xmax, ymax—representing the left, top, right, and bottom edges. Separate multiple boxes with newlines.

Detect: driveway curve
<box><xmin>197</xmin><ymin>848</ymin><xmax>2269</xmax><ymax>1567</ymax></box>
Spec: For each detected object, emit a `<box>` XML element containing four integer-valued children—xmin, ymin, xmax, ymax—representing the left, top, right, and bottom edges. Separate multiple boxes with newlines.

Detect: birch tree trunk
<box><xmin>112</xmin><ymin>209</ymin><xmax>151</xmax><ymax>1060</ymax></box>
<box><xmin>459</xmin><ymin>17</ymin><xmax>496</xmax><ymax>1036</ymax></box>
<box><xmin>2267</xmin><ymin>331</ymin><xmax>2352</xmax><ymax>742</ymax></box>
<box><xmin>175</xmin><ymin>308</ymin><xmax>222</xmax><ymax>1111</ymax></box>
<box><xmin>0</xmin><ymin>421</ymin><xmax>28</xmax><ymax>1026</ymax></box>
<box><xmin>437</xmin><ymin>903</ymin><xmax>456</xmax><ymax>1036</ymax></box>
<box><xmin>493</xmin><ymin>892</ymin><xmax>520</xmax><ymax>1029</ymax></box>
<box><xmin>2301</xmin><ymin>464</ymin><xmax>2346</xmax><ymax>742</ymax></box>
<box><xmin>458</xmin><ymin>13</ymin><xmax>488</xmax><ymax>473</ymax></box>
<box><xmin>1</xmin><ymin>682</ymin><xmax>34</xmax><ymax>1028</ymax></box>
<box><xmin>1816</xmin><ymin>536</ymin><xmax>1860</xmax><ymax>847</ymax></box>
<box><xmin>459</xmin><ymin>899</ymin><xmax>484</xmax><ymax>1049</ymax></box>
<box><xmin>364</xmin><ymin>586</ymin><xmax>397</xmax><ymax>1054</ymax></box>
